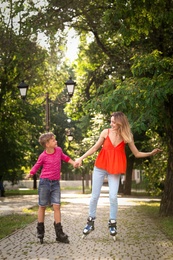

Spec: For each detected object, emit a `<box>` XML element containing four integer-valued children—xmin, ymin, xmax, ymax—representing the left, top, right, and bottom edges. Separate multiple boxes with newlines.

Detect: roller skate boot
<box><xmin>54</xmin><ymin>222</ymin><xmax>69</xmax><ymax>244</ymax></box>
<box><xmin>37</xmin><ymin>222</ymin><xmax>45</xmax><ymax>244</ymax></box>
<box><xmin>108</xmin><ymin>219</ymin><xmax>117</xmax><ymax>241</ymax></box>
<box><xmin>82</xmin><ymin>216</ymin><xmax>95</xmax><ymax>239</ymax></box>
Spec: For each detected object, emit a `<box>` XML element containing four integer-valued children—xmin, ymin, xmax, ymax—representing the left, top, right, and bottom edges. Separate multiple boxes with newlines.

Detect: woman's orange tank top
<box><xmin>94</xmin><ymin>129</ymin><xmax>126</xmax><ymax>174</ymax></box>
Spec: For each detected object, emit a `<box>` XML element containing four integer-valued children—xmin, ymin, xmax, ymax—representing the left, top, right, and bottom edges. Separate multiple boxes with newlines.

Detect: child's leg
<box><xmin>50</xmin><ymin>180</ymin><xmax>61</xmax><ymax>223</ymax></box>
<box><xmin>53</xmin><ymin>204</ymin><xmax>61</xmax><ymax>223</ymax></box>
<box><xmin>38</xmin><ymin>206</ymin><xmax>46</xmax><ymax>222</ymax></box>
<box><xmin>37</xmin><ymin>206</ymin><xmax>46</xmax><ymax>243</ymax></box>
<box><xmin>37</xmin><ymin>178</ymin><xmax>50</xmax><ymax>243</ymax></box>
<box><xmin>53</xmin><ymin>204</ymin><xmax>69</xmax><ymax>243</ymax></box>
<box><xmin>51</xmin><ymin>181</ymin><xmax>69</xmax><ymax>243</ymax></box>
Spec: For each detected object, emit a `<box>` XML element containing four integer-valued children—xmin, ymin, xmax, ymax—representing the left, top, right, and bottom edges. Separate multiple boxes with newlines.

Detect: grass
<box><xmin>4</xmin><ymin>189</ymin><xmax>38</xmax><ymax>196</ymax></box>
<box><xmin>0</xmin><ymin>213</ymin><xmax>37</xmax><ymax>240</ymax></box>
<box><xmin>0</xmin><ymin>204</ymin><xmax>65</xmax><ymax>240</ymax></box>
<box><xmin>4</xmin><ymin>187</ymin><xmax>91</xmax><ymax>196</ymax></box>
<box><xmin>137</xmin><ymin>201</ymin><xmax>173</xmax><ymax>240</ymax></box>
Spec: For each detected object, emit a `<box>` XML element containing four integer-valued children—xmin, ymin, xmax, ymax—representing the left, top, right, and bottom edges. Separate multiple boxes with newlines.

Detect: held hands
<box><xmin>74</xmin><ymin>158</ymin><xmax>83</xmax><ymax>168</ymax></box>
<box><xmin>150</xmin><ymin>148</ymin><xmax>162</xmax><ymax>156</ymax></box>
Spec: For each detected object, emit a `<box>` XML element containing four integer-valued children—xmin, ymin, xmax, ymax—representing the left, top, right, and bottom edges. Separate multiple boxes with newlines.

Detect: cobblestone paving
<box><xmin>0</xmin><ymin>193</ymin><xmax>173</xmax><ymax>260</ymax></box>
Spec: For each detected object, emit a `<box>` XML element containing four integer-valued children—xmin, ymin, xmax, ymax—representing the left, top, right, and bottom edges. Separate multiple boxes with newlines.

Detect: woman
<box><xmin>75</xmin><ymin>111</ymin><xmax>161</xmax><ymax>239</ymax></box>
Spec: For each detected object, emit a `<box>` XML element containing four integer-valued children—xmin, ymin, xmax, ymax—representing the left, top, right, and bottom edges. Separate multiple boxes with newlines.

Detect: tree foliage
<box><xmin>0</xmin><ymin>0</ymin><xmax>75</xmax><ymax>186</ymax></box>
<box><xmin>1</xmin><ymin>0</ymin><xmax>173</xmax><ymax>216</ymax></box>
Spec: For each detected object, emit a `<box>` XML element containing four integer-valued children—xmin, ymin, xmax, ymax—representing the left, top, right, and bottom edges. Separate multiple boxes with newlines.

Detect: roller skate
<box><xmin>37</xmin><ymin>222</ymin><xmax>45</xmax><ymax>244</ymax></box>
<box><xmin>54</xmin><ymin>222</ymin><xmax>69</xmax><ymax>244</ymax></box>
<box><xmin>108</xmin><ymin>219</ymin><xmax>117</xmax><ymax>241</ymax></box>
<box><xmin>82</xmin><ymin>216</ymin><xmax>95</xmax><ymax>239</ymax></box>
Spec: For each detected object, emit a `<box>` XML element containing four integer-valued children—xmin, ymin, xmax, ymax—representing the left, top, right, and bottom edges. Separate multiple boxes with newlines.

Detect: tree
<box><xmin>0</xmin><ymin>0</ymin><xmax>72</xmax><ymax>189</ymax></box>
<box><xmin>1</xmin><ymin>0</ymin><xmax>173</xmax><ymax>216</ymax></box>
<box><xmin>65</xmin><ymin>0</ymin><xmax>173</xmax><ymax>216</ymax></box>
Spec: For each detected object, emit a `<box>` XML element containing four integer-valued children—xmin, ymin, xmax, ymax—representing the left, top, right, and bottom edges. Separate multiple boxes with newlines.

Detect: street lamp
<box><xmin>17</xmin><ymin>80</ymin><xmax>29</xmax><ymax>99</ymax></box>
<box><xmin>65</xmin><ymin>77</ymin><xmax>76</xmax><ymax>98</ymax></box>
<box><xmin>18</xmin><ymin>77</ymin><xmax>76</xmax><ymax>132</ymax></box>
<box><xmin>66</xmin><ymin>129</ymin><xmax>74</xmax><ymax>142</ymax></box>
<box><xmin>67</xmin><ymin>134</ymin><xmax>73</xmax><ymax>142</ymax></box>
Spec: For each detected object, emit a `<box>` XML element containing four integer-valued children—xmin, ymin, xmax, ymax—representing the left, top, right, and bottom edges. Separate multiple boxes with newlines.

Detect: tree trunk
<box><xmin>124</xmin><ymin>156</ymin><xmax>135</xmax><ymax>195</ymax></box>
<box><xmin>160</xmin><ymin>160</ymin><xmax>173</xmax><ymax>216</ymax></box>
<box><xmin>160</xmin><ymin>97</ymin><xmax>173</xmax><ymax>216</ymax></box>
<box><xmin>33</xmin><ymin>174</ymin><xmax>37</xmax><ymax>190</ymax></box>
<box><xmin>159</xmin><ymin>132</ymin><xmax>173</xmax><ymax>216</ymax></box>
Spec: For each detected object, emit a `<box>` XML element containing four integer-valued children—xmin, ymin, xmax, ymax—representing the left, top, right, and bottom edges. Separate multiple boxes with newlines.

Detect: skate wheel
<box><xmin>113</xmin><ymin>235</ymin><xmax>117</xmax><ymax>241</ymax></box>
<box><xmin>40</xmin><ymin>238</ymin><xmax>44</xmax><ymax>244</ymax></box>
<box><xmin>82</xmin><ymin>234</ymin><xmax>86</xmax><ymax>239</ymax></box>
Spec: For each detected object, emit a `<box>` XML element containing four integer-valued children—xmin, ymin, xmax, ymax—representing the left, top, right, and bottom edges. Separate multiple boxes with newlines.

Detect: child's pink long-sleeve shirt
<box><xmin>30</xmin><ymin>147</ymin><xmax>70</xmax><ymax>180</ymax></box>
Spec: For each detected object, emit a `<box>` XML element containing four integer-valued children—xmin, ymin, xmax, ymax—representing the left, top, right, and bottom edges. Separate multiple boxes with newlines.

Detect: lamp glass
<box><xmin>18</xmin><ymin>80</ymin><xmax>29</xmax><ymax>98</ymax></box>
<box><xmin>65</xmin><ymin>77</ymin><xmax>76</xmax><ymax>97</ymax></box>
<box><xmin>19</xmin><ymin>87</ymin><xmax>28</xmax><ymax>97</ymax></box>
<box><xmin>66</xmin><ymin>84</ymin><xmax>75</xmax><ymax>96</ymax></box>
<box><xmin>67</xmin><ymin>135</ymin><xmax>73</xmax><ymax>141</ymax></box>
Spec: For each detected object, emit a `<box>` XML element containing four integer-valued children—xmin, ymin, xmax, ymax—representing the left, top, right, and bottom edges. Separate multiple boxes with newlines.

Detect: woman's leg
<box><xmin>107</xmin><ymin>174</ymin><xmax>121</xmax><ymax>220</ymax></box>
<box><xmin>89</xmin><ymin>167</ymin><xmax>107</xmax><ymax>218</ymax></box>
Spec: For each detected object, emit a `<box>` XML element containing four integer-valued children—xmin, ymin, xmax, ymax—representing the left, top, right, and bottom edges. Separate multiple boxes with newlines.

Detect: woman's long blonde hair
<box><xmin>111</xmin><ymin>111</ymin><xmax>133</xmax><ymax>143</ymax></box>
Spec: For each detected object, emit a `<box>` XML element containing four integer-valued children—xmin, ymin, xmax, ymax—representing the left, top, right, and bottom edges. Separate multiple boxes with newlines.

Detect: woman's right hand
<box><xmin>74</xmin><ymin>158</ymin><xmax>83</xmax><ymax>167</ymax></box>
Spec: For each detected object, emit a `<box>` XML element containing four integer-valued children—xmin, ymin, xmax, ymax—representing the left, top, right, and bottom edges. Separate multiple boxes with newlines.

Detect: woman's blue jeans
<box><xmin>89</xmin><ymin>167</ymin><xmax>121</xmax><ymax>220</ymax></box>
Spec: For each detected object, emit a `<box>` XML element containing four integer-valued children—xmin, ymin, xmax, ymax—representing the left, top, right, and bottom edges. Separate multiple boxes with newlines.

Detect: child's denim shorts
<box><xmin>38</xmin><ymin>178</ymin><xmax>60</xmax><ymax>206</ymax></box>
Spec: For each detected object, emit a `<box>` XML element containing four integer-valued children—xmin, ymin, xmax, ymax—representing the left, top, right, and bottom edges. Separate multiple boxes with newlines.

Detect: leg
<box><xmin>50</xmin><ymin>180</ymin><xmax>61</xmax><ymax>223</ymax></box>
<box><xmin>37</xmin><ymin>222</ymin><xmax>45</xmax><ymax>244</ymax></box>
<box><xmin>89</xmin><ymin>167</ymin><xmax>107</xmax><ymax>218</ymax></box>
<box><xmin>53</xmin><ymin>204</ymin><xmax>61</xmax><ymax>223</ymax></box>
<box><xmin>37</xmin><ymin>206</ymin><xmax>46</xmax><ymax>244</ymax></box>
<box><xmin>53</xmin><ymin>205</ymin><xmax>69</xmax><ymax>244</ymax></box>
<box><xmin>107</xmin><ymin>174</ymin><xmax>121</xmax><ymax>220</ymax></box>
<box><xmin>37</xmin><ymin>179</ymin><xmax>50</xmax><ymax>243</ymax></box>
<box><xmin>82</xmin><ymin>167</ymin><xmax>106</xmax><ymax>237</ymax></box>
<box><xmin>107</xmin><ymin>174</ymin><xmax>120</xmax><ymax>239</ymax></box>
<box><xmin>51</xmin><ymin>181</ymin><xmax>69</xmax><ymax>243</ymax></box>
<box><xmin>38</xmin><ymin>206</ymin><xmax>46</xmax><ymax>222</ymax></box>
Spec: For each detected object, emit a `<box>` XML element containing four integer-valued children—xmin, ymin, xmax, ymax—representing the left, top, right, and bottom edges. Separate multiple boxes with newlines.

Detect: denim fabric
<box><xmin>38</xmin><ymin>178</ymin><xmax>60</xmax><ymax>206</ymax></box>
<box><xmin>89</xmin><ymin>167</ymin><xmax>120</xmax><ymax>220</ymax></box>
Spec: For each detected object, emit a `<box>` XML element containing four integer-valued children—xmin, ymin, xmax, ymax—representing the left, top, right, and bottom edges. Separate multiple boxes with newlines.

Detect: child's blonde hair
<box><xmin>39</xmin><ymin>132</ymin><xmax>55</xmax><ymax>148</ymax></box>
<box><xmin>111</xmin><ymin>111</ymin><xmax>133</xmax><ymax>143</ymax></box>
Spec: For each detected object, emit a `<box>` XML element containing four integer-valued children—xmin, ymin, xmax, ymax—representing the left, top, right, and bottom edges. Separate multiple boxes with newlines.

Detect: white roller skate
<box><xmin>108</xmin><ymin>219</ymin><xmax>117</xmax><ymax>241</ymax></box>
<box><xmin>82</xmin><ymin>216</ymin><xmax>95</xmax><ymax>239</ymax></box>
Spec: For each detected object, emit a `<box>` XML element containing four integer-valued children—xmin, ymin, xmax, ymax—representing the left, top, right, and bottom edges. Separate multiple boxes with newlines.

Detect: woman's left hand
<box><xmin>151</xmin><ymin>148</ymin><xmax>162</xmax><ymax>156</ymax></box>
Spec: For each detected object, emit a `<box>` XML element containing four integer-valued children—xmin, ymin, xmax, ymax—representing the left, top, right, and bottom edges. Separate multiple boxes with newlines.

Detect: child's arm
<box><xmin>25</xmin><ymin>154</ymin><xmax>43</xmax><ymax>179</ymax></box>
<box><xmin>68</xmin><ymin>158</ymin><xmax>79</xmax><ymax>168</ymax></box>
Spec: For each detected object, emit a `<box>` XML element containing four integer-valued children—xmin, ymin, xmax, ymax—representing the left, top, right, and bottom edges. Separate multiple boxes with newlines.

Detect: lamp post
<box><xmin>45</xmin><ymin>92</ymin><xmax>50</xmax><ymax>132</ymax></box>
<box><xmin>18</xmin><ymin>77</ymin><xmax>76</xmax><ymax>131</ymax></box>
<box><xmin>45</xmin><ymin>77</ymin><xmax>76</xmax><ymax>132</ymax></box>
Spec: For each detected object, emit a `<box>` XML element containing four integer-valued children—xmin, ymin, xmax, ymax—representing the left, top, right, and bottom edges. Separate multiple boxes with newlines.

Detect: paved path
<box><xmin>0</xmin><ymin>189</ymin><xmax>173</xmax><ymax>260</ymax></box>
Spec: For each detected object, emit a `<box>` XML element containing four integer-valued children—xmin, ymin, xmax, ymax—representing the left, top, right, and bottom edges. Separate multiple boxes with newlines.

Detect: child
<box><xmin>75</xmin><ymin>111</ymin><xmax>162</xmax><ymax>239</ymax></box>
<box><xmin>26</xmin><ymin>132</ymin><xmax>76</xmax><ymax>244</ymax></box>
